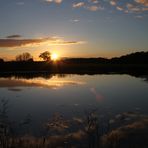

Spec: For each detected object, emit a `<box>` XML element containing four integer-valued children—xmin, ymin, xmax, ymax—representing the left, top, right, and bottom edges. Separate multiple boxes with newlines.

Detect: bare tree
<box><xmin>16</xmin><ymin>52</ymin><xmax>33</xmax><ymax>62</ymax></box>
<box><xmin>39</xmin><ymin>51</ymin><xmax>51</xmax><ymax>61</ymax></box>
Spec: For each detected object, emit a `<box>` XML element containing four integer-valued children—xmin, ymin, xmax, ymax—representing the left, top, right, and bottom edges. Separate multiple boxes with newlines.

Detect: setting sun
<box><xmin>51</xmin><ymin>53</ymin><xmax>59</xmax><ymax>61</ymax></box>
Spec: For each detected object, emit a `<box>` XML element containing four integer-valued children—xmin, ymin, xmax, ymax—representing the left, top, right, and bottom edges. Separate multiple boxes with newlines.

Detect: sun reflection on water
<box><xmin>0</xmin><ymin>76</ymin><xmax>86</xmax><ymax>90</ymax></box>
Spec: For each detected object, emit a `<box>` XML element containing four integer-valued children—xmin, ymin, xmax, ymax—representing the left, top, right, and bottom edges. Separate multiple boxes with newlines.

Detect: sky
<box><xmin>0</xmin><ymin>0</ymin><xmax>148</xmax><ymax>60</ymax></box>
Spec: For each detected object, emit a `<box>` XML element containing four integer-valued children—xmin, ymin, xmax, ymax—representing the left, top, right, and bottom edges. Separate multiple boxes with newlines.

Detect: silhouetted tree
<box><xmin>16</xmin><ymin>52</ymin><xmax>33</xmax><ymax>62</ymax></box>
<box><xmin>0</xmin><ymin>58</ymin><xmax>4</xmax><ymax>62</ymax></box>
<box><xmin>39</xmin><ymin>51</ymin><xmax>51</xmax><ymax>61</ymax></box>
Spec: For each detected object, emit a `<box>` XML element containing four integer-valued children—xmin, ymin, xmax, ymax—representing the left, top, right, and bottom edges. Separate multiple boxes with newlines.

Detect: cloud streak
<box><xmin>72</xmin><ymin>2</ymin><xmax>85</xmax><ymax>8</ymax></box>
<box><xmin>70</xmin><ymin>19</ymin><xmax>80</xmax><ymax>22</ymax></box>
<box><xmin>87</xmin><ymin>5</ymin><xmax>100</xmax><ymax>11</ymax></box>
<box><xmin>0</xmin><ymin>37</ymin><xmax>84</xmax><ymax>48</ymax></box>
<box><xmin>109</xmin><ymin>0</ymin><xmax>148</xmax><ymax>14</ymax></box>
<box><xmin>90</xmin><ymin>0</ymin><xmax>99</xmax><ymax>4</ymax></box>
<box><xmin>110</xmin><ymin>0</ymin><xmax>117</xmax><ymax>6</ymax></box>
<box><xmin>6</xmin><ymin>35</ymin><xmax>22</xmax><ymax>39</ymax></box>
<box><xmin>44</xmin><ymin>0</ymin><xmax>148</xmax><ymax>14</ymax></box>
<box><xmin>72</xmin><ymin>1</ymin><xmax>103</xmax><ymax>12</ymax></box>
<box><xmin>44</xmin><ymin>0</ymin><xmax>63</xmax><ymax>4</ymax></box>
<box><xmin>135</xmin><ymin>0</ymin><xmax>148</xmax><ymax>6</ymax></box>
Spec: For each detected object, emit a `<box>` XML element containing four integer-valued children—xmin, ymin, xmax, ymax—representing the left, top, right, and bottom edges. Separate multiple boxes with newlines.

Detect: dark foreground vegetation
<box><xmin>0</xmin><ymin>98</ymin><xmax>148</xmax><ymax>148</ymax></box>
<box><xmin>0</xmin><ymin>51</ymin><xmax>148</xmax><ymax>76</ymax></box>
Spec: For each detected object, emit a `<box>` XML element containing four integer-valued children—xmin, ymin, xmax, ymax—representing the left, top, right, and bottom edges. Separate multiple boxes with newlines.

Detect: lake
<box><xmin>0</xmin><ymin>73</ymin><xmax>148</xmax><ymax>147</ymax></box>
<box><xmin>0</xmin><ymin>74</ymin><xmax>148</xmax><ymax>132</ymax></box>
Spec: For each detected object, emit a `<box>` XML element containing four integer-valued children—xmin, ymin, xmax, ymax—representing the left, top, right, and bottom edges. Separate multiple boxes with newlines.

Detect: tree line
<box><xmin>0</xmin><ymin>51</ymin><xmax>51</xmax><ymax>62</ymax></box>
<box><xmin>0</xmin><ymin>51</ymin><xmax>148</xmax><ymax>64</ymax></box>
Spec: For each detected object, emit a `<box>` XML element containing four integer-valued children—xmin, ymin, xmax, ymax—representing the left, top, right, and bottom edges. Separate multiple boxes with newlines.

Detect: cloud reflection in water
<box><xmin>0</xmin><ymin>77</ymin><xmax>86</xmax><ymax>91</ymax></box>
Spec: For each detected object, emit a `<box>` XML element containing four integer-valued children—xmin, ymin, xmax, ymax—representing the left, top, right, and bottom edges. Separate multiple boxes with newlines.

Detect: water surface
<box><xmin>0</xmin><ymin>74</ymin><xmax>148</xmax><ymax>136</ymax></box>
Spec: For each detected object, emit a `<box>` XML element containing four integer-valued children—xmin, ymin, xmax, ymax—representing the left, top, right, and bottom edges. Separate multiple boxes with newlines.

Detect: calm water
<box><xmin>0</xmin><ymin>74</ymin><xmax>148</xmax><ymax>136</ymax></box>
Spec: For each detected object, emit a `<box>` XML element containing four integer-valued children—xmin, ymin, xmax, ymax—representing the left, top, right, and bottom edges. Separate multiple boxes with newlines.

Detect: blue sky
<box><xmin>0</xmin><ymin>0</ymin><xmax>148</xmax><ymax>60</ymax></box>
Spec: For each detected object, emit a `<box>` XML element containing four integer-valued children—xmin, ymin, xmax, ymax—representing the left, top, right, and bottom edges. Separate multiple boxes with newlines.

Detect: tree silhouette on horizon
<box><xmin>16</xmin><ymin>52</ymin><xmax>33</xmax><ymax>62</ymax></box>
<box><xmin>39</xmin><ymin>51</ymin><xmax>51</xmax><ymax>61</ymax></box>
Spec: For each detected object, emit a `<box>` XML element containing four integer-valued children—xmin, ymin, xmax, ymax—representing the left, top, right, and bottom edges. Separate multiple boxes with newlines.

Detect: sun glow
<box><xmin>51</xmin><ymin>53</ymin><xmax>59</xmax><ymax>61</ymax></box>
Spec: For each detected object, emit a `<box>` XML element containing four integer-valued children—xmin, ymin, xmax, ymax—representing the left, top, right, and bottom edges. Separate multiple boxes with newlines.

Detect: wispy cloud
<box><xmin>44</xmin><ymin>0</ymin><xmax>63</xmax><ymax>4</ymax></box>
<box><xmin>6</xmin><ymin>35</ymin><xmax>22</xmax><ymax>39</ymax></box>
<box><xmin>72</xmin><ymin>1</ymin><xmax>103</xmax><ymax>12</ymax></box>
<box><xmin>142</xmin><ymin>7</ymin><xmax>148</xmax><ymax>11</ymax></box>
<box><xmin>70</xmin><ymin>19</ymin><xmax>80</xmax><ymax>22</ymax></box>
<box><xmin>0</xmin><ymin>36</ymin><xmax>84</xmax><ymax>48</ymax></box>
<box><xmin>72</xmin><ymin>2</ymin><xmax>85</xmax><ymax>8</ymax></box>
<box><xmin>108</xmin><ymin>0</ymin><xmax>148</xmax><ymax>14</ymax></box>
<box><xmin>116</xmin><ymin>6</ymin><xmax>124</xmax><ymax>11</ymax></box>
<box><xmin>44</xmin><ymin>0</ymin><xmax>148</xmax><ymax>14</ymax></box>
<box><xmin>55</xmin><ymin>0</ymin><xmax>63</xmax><ymax>4</ymax></box>
<box><xmin>135</xmin><ymin>0</ymin><xmax>148</xmax><ymax>6</ymax></box>
<box><xmin>0</xmin><ymin>78</ymin><xmax>85</xmax><ymax>90</ymax></box>
<box><xmin>87</xmin><ymin>5</ymin><xmax>100</xmax><ymax>11</ymax></box>
<box><xmin>0</xmin><ymin>38</ymin><xmax>47</xmax><ymax>48</ymax></box>
<box><xmin>110</xmin><ymin>0</ymin><xmax>117</xmax><ymax>6</ymax></box>
<box><xmin>126</xmin><ymin>3</ymin><xmax>144</xmax><ymax>13</ymax></box>
<box><xmin>89</xmin><ymin>0</ymin><xmax>99</xmax><ymax>4</ymax></box>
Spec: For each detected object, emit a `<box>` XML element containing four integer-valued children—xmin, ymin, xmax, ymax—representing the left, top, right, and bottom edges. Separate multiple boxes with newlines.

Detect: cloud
<box><xmin>45</xmin><ymin>0</ymin><xmax>52</xmax><ymax>2</ymax></box>
<box><xmin>89</xmin><ymin>0</ymin><xmax>99</xmax><ymax>4</ymax></box>
<box><xmin>50</xmin><ymin>40</ymin><xmax>85</xmax><ymax>45</ymax></box>
<box><xmin>44</xmin><ymin>0</ymin><xmax>63</xmax><ymax>4</ymax></box>
<box><xmin>0</xmin><ymin>38</ymin><xmax>46</xmax><ymax>47</ymax></box>
<box><xmin>110</xmin><ymin>0</ymin><xmax>117</xmax><ymax>6</ymax></box>
<box><xmin>126</xmin><ymin>3</ymin><xmax>142</xmax><ymax>13</ymax></box>
<box><xmin>87</xmin><ymin>5</ymin><xmax>100</xmax><ymax>11</ymax></box>
<box><xmin>0</xmin><ymin>36</ymin><xmax>84</xmax><ymax>48</ymax></box>
<box><xmin>72</xmin><ymin>2</ymin><xmax>85</xmax><ymax>8</ymax></box>
<box><xmin>0</xmin><ymin>78</ymin><xmax>85</xmax><ymax>90</ymax></box>
<box><xmin>116</xmin><ymin>6</ymin><xmax>124</xmax><ymax>11</ymax></box>
<box><xmin>6</xmin><ymin>35</ymin><xmax>22</xmax><ymax>39</ymax></box>
<box><xmin>135</xmin><ymin>0</ymin><xmax>148</xmax><ymax>6</ymax></box>
<box><xmin>109</xmin><ymin>0</ymin><xmax>148</xmax><ymax>14</ymax></box>
<box><xmin>70</xmin><ymin>19</ymin><xmax>80</xmax><ymax>22</ymax></box>
<box><xmin>72</xmin><ymin>1</ymin><xmax>103</xmax><ymax>12</ymax></box>
<box><xmin>54</xmin><ymin>0</ymin><xmax>63</xmax><ymax>4</ymax></box>
<box><xmin>45</xmin><ymin>0</ymin><xmax>148</xmax><ymax>14</ymax></box>
<box><xmin>142</xmin><ymin>7</ymin><xmax>148</xmax><ymax>11</ymax></box>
